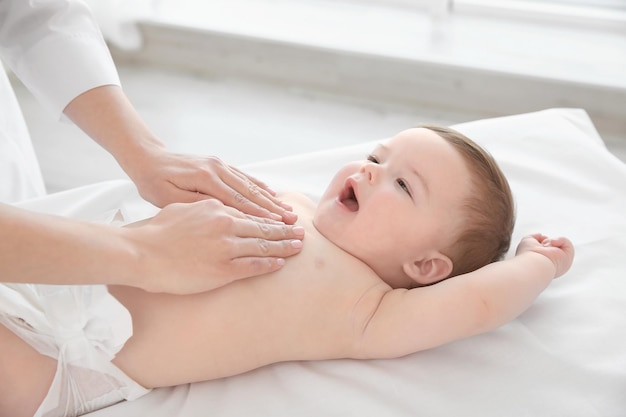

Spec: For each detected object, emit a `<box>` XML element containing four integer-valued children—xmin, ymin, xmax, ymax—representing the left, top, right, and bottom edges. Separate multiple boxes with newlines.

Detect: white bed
<box><xmin>19</xmin><ymin>108</ymin><xmax>626</xmax><ymax>416</ymax></box>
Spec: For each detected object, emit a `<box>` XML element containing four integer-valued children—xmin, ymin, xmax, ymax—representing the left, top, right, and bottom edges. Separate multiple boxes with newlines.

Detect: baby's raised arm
<box><xmin>353</xmin><ymin>234</ymin><xmax>574</xmax><ymax>359</ymax></box>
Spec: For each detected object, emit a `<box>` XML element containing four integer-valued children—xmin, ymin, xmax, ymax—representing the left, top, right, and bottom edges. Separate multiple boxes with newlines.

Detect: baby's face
<box><xmin>313</xmin><ymin>128</ymin><xmax>472</xmax><ymax>288</ymax></box>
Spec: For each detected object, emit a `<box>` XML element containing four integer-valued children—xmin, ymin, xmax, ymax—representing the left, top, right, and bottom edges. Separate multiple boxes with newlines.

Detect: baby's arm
<box><xmin>354</xmin><ymin>234</ymin><xmax>574</xmax><ymax>359</ymax></box>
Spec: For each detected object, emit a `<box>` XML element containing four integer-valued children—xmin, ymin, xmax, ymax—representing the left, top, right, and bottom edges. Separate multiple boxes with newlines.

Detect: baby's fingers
<box><xmin>542</xmin><ymin>236</ymin><xmax>574</xmax><ymax>251</ymax></box>
<box><xmin>544</xmin><ymin>236</ymin><xmax>575</xmax><ymax>277</ymax></box>
<box><xmin>530</xmin><ymin>233</ymin><xmax>548</xmax><ymax>243</ymax></box>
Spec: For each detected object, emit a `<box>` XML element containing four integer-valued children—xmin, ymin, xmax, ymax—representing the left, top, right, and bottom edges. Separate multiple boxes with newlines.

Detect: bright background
<box><xmin>12</xmin><ymin>0</ymin><xmax>626</xmax><ymax>193</ymax></box>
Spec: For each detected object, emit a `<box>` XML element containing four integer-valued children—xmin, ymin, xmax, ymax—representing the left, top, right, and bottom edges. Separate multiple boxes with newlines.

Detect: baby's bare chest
<box><xmin>190</xmin><ymin>215</ymin><xmax>390</xmax><ymax>367</ymax></box>
<box><xmin>234</xmin><ymin>236</ymin><xmax>386</xmax><ymax>354</ymax></box>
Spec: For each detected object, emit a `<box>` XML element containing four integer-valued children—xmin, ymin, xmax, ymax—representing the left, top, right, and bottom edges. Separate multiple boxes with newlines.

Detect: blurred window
<box><xmin>339</xmin><ymin>0</ymin><xmax>626</xmax><ymax>30</ymax></box>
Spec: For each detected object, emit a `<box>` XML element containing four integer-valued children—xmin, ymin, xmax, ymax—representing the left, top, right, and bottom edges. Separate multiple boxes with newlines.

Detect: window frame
<box><xmin>334</xmin><ymin>0</ymin><xmax>626</xmax><ymax>32</ymax></box>
<box><xmin>453</xmin><ymin>0</ymin><xmax>626</xmax><ymax>32</ymax></box>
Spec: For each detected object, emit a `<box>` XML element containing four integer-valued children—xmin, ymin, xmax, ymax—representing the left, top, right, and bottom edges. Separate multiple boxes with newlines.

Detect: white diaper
<box><xmin>0</xmin><ymin>283</ymin><xmax>150</xmax><ymax>417</ymax></box>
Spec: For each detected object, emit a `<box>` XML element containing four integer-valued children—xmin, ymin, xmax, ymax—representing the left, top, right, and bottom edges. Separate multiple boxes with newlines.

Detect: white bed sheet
<box><xmin>19</xmin><ymin>108</ymin><xmax>626</xmax><ymax>416</ymax></box>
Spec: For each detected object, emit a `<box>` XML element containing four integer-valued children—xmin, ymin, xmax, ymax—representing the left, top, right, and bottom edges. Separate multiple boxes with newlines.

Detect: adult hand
<box><xmin>63</xmin><ymin>85</ymin><xmax>296</xmax><ymax>224</ymax></box>
<box><xmin>123</xmin><ymin>198</ymin><xmax>304</xmax><ymax>295</ymax></box>
<box><xmin>126</xmin><ymin>147</ymin><xmax>298</xmax><ymax>224</ymax></box>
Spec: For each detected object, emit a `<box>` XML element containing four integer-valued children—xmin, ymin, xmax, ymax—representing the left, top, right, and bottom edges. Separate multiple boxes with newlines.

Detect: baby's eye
<box><xmin>397</xmin><ymin>179</ymin><xmax>411</xmax><ymax>196</ymax></box>
<box><xmin>367</xmin><ymin>154</ymin><xmax>379</xmax><ymax>163</ymax></box>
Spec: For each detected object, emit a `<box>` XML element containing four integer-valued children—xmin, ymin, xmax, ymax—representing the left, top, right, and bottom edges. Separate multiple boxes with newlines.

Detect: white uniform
<box><xmin>0</xmin><ymin>0</ymin><xmax>120</xmax><ymax>202</ymax></box>
<box><xmin>0</xmin><ymin>1</ymin><xmax>150</xmax><ymax>415</ymax></box>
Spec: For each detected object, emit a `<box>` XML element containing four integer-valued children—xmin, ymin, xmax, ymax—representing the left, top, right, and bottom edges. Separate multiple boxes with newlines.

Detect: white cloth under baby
<box><xmin>0</xmin><ymin>283</ymin><xmax>150</xmax><ymax>417</ymax></box>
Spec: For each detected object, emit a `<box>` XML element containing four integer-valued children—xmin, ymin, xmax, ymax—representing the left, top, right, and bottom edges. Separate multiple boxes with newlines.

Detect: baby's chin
<box><xmin>311</xmin><ymin>211</ymin><xmax>354</xmax><ymax>254</ymax></box>
<box><xmin>311</xmin><ymin>211</ymin><xmax>331</xmax><ymax>241</ymax></box>
<box><xmin>313</xmin><ymin>213</ymin><xmax>415</xmax><ymax>289</ymax></box>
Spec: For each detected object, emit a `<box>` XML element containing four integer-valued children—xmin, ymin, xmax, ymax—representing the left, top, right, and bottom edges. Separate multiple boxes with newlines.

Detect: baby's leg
<box><xmin>0</xmin><ymin>322</ymin><xmax>56</xmax><ymax>417</ymax></box>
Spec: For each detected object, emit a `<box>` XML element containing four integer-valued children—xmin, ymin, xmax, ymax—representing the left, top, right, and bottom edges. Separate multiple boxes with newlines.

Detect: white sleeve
<box><xmin>0</xmin><ymin>0</ymin><xmax>121</xmax><ymax>119</ymax></box>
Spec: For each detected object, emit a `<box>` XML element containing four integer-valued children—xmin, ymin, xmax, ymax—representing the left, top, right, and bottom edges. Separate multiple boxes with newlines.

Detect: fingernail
<box><xmin>290</xmin><ymin>240</ymin><xmax>303</xmax><ymax>249</ymax></box>
<box><xmin>269</xmin><ymin>212</ymin><xmax>283</xmax><ymax>221</ymax></box>
<box><xmin>292</xmin><ymin>226</ymin><xmax>305</xmax><ymax>237</ymax></box>
<box><xmin>280</xmin><ymin>202</ymin><xmax>293</xmax><ymax>211</ymax></box>
<box><xmin>276</xmin><ymin>258</ymin><xmax>285</xmax><ymax>266</ymax></box>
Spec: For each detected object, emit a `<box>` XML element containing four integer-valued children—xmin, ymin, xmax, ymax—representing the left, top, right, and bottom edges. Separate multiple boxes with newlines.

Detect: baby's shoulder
<box><xmin>279</xmin><ymin>191</ymin><xmax>316</xmax><ymax>212</ymax></box>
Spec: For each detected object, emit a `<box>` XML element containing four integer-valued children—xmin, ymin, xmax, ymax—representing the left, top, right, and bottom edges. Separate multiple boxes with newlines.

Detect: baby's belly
<box><xmin>109</xmin><ymin>275</ymin><xmax>359</xmax><ymax>387</ymax></box>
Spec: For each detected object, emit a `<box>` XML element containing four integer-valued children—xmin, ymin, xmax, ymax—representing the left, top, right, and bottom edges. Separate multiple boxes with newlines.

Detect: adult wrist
<box><xmin>109</xmin><ymin>226</ymin><xmax>151</xmax><ymax>290</ymax></box>
<box><xmin>114</xmin><ymin>133</ymin><xmax>166</xmax><ymax>182</ymax></box>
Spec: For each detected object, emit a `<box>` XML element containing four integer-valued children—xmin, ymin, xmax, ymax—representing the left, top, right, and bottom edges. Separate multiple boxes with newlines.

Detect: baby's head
<box><xmin>313</xmin><ymin>126</ymin><xmax>514</xmax><ymax>289</ymax></box>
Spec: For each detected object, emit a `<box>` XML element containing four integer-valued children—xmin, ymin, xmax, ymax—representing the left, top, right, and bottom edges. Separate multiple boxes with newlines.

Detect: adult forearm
<box><xmin>0</xmin><ymin>203</ymin><xmax>138</xmax><ymax>286</ymax></box>
<box><xmin>63</xmin><ymin>84</ymin><xmax>163</xmax><ymax>180</ymax></box>
<box><xmin>61</xmin><ymin>84</ymin><xmax>298</xmax><ymax>223</ymax></box>
<box><xmin>1</xmin><ymin>199</ymin><xmax>304</xmax><ymax>294</ymax></box>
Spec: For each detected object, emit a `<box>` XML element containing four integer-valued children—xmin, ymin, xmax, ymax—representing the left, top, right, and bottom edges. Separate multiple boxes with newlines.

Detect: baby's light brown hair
<box><xmin>421</xmin><ymin>125</ymin><xmax>515</xmax><ymax>279</ymax></box>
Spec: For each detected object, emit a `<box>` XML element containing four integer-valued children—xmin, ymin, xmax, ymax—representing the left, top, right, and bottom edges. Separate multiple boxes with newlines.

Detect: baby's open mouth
<box><xmin>339</xmin><ymin>183</ymin><xmax>359</xmax><ymax>212</ymax></box>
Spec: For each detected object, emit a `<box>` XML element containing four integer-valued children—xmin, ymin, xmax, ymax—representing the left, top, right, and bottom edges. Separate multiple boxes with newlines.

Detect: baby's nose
<box><xmin>360</xmin><ymin>163</ymin><xmax>378</xmax><ymax>183</ymax></box>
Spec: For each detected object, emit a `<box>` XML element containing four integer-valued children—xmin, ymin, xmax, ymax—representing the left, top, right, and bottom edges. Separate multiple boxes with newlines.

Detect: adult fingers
<box><xmin>228</xmin><ymin>256</ymin><xmax>288</xmax><ymax>281</ymax></box>
<box><xmin>229</xmin><ymin>167</ymin><xmax>294</xmax><ymax>211</ymax></box>
<box><xmin>229</xmin><ymin>166</ymin><xmax>278</xmax><ymax>198</ymax></box>
<box><xmin>233</xmin><ymin>215</ymin><xmax>305</xmax><ymax>241</ymax></box>
<box><xmin>232</xmin><ymin>236</ymin><xmax>303</xmax><ymax>259</ymax></box>
<box><xmin>217</xmin><ymin>166</ymin><xmax>298</xmax><ymax>224</ymax></box>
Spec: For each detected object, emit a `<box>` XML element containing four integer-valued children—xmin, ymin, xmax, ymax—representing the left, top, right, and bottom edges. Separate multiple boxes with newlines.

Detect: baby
<box><xmin>2</xmin><ymin>126</ymin><xmax>574</xmax><ymax>417</ymax></box>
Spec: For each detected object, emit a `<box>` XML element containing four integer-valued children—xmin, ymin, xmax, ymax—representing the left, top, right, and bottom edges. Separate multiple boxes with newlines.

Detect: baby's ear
<box><xmin>403</xmin><ymin>253</ymin><xmax>453</xmax><ymax>286</ymax></box>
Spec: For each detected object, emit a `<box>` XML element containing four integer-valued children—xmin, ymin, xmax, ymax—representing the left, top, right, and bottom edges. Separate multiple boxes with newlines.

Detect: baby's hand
<box><xmin>515</xmin><ymin>234</ymin><xmax>575</xmax><ymax>278</ymax></box>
